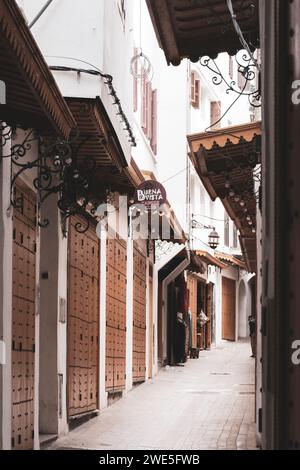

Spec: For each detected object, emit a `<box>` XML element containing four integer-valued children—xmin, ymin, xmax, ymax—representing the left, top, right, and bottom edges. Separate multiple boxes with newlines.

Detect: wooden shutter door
<box><xmin>105</xmin><ymin>235</ymin><xmax>127</xmax><ymax>392</ymax></box>
<box><xmin>206</xmin><ymin>283</ymin><xmax>213</xmax><ymax>349</ymax></box>
<box><xmin>67</xmin><ymin>215</ymin><xmax>100</xmax><ymax>417</ymax></box>
<box><xmin>222</xmin><ymin>277</ymin><xmax>236</xmax><ymax>341</ymax></box>
<box><xmin>11</xmin><ymin>183</ymin><xmax>37</xmax><ymax>450</ymax></box>
<box><xmin>187</xmin><ymin>275</ymin><xmax>197</xmax><ymax>348</ymax></box>
<box><xmin>148</xmin><ymin>276</ymin><xmax>153</xmax><ymax>379</ymax></box>
<box><xmin>133</xmin><ymin>244</ymin><xmax>146</xmax><ymax>383</ymax></box>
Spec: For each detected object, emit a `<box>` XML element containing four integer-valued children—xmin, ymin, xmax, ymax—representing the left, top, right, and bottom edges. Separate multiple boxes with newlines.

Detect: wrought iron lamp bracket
<box><xmin>199</xmin><ymin>49</ymin><xmax>261</xmax><ymax>110</ymax></box>
<box><xmin>1</xmin><ymin>122</ymin><xmax>101</xmax><ymax>236</ymax></box>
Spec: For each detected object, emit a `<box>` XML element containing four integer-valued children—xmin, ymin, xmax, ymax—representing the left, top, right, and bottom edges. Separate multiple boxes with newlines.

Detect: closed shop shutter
<box><xmin>148</xmin><ymin>274</ymin><xmax>153</xmax><ymax>379</ymax></box>
<box><xmin>206</xmin><ymin>283</ymin><xmax>213</xmax><ymax>349</ymax></box>
<box><xmin>105</xmin><ymin>235</ymin><xmax>127</xmax><ymax>392</ymax></box>
<box><xmin>222</xmin><ymin>277</ymin><xmax>236</xmax><ymax>341</ymax></box>
<box><xmin>11</xmin><ymin>183</ymin><xmax>37</xmax><ymax>450</ymax></box>
<box><xmin>187</xmin><ymin>275</ymin><xmax>197</xmax><ymax>349</ymax></box>
<box><xmin>132</xmin><ymin>244</ymin><xmax>146</xmax><ymax>383</ymax></box>
<box><xmin>67</xmin><ymin>216</ymin><xmax>100</xmax><ymax>417</ymax></box>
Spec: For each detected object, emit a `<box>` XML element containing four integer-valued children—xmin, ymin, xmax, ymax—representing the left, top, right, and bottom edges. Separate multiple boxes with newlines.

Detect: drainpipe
<box><xmin>29</xmin><ymin>0</ymin><xmax>54</xmax><ymax>29</ymax></box>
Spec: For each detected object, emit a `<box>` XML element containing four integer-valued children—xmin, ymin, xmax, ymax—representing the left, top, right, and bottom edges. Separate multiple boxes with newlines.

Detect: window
<box><xmin>151</xmin><ymin>89</ymin><xmax>158</xmax><ymax>155</ymax></box>
<box><xmin>229</xmin><ymin>56</ymin><xmax>233</xmax><ymax>80</ymax></box>
<box><xmin>141</xmin><ymin>76</ymin><xmax>158</xmax><ymax>155</ymax></box>
<box><xmin>233</xmin><ymin>224</ymin><xmax>238</xmax><ymax>248</ymax></box>
<box><xmin>238</xmin><ymin>69</ymin><xmax>247</xmax><ymax>90</ymax></box>
<box><xmin>190</xmin><ymin>71</ymin><xmax>200</xmax><ymax>108</ymax></box>
<box><xmin>133</xmin><ymin>48</ymin><xmax>138</xmax><ymax>113</ymax></box>
<box><xmin>224</xmin><ymin>212</ymin><xmax>230</xmax><ymax>247</ymax></box>
<box><xmin>210</xmin><ymin>101</ymin><xmax>221</xmax><ymax>129</ymax></box>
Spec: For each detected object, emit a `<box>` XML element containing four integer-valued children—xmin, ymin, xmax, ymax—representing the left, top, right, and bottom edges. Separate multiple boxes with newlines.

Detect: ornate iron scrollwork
<box><xmin>199</xmin><ymin>49</ymin><xmax>261</xmax><ymax>111</ymax></box>
<box><xmin>1</xmin><ymin>123</ymin><xmax>101</xmax><ymax>235</ymax></box>
<box><xmin>1</xmin><ymin>121</ymin><xmax>12</xmax><ymax>147</ymax></box>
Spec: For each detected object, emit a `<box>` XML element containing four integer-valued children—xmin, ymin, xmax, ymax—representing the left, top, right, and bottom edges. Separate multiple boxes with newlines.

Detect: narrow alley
<box><xmin>3</xmin><ymin>0</ymin><xmax>300</xmax><ymax>457</ymax></box>
<box><xmin>52</xmin><ymin>341</ymin><xmax>256</xmax><ymax>451</ymax></box>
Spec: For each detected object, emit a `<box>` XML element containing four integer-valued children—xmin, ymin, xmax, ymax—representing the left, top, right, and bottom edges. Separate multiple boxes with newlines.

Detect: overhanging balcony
<box><xmin>146</xmin><ymin>0</ymin><xmax>260</xmax><ymax>65</ymax></box>
<box><xmin>187</xmin><ymin>121</ymin><xmax>261</xmax><ymax>272</ymax></box>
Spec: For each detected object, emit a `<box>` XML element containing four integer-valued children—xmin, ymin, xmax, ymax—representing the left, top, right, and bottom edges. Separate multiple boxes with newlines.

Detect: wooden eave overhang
<box><xmin>67</xmin><ymin>97</ymin><xmax>143</xmax><ymax>195</ymax></box>
<box><xmin>146</xmin><ymin>0</ymin><xmax>259</xmax><ymax>66</ymax></box>
<box><xmin>188</xmin><ymin>251</ymin><xmax>206</xmax><ymax>275</ymax></box>
<box><xmin>196</xmin><ymin>250</ymin><xmax>227</xmax><ymax>270</ymax></box>
<box><xmin>0</xmin><ymin>0</ymin><xmax>76</xmax><ymax>137</ymax></box>
<box><xmin>215</xmin><ymin>252</ymin><xmax>246</xmax><ymax>270</ymax></box>
<box><xmin>238</xmin><ymin>236</ymin><xmax>257</xmax><ymax>273</ymax></box>
<box><xmin>187</xmin><ymin>121</ymin><xmax>261</xmax><ymax>273</ymax></box>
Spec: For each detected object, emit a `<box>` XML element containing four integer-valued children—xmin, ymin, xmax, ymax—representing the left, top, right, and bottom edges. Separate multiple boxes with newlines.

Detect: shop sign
<box><xmin>134</xmin><ymin>181</ymin><xmax>167</xmax><ymax>208</ymax></box>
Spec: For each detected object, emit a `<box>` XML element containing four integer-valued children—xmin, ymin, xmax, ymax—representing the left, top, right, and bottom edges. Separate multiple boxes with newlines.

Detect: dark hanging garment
<box><xmin>184</xmin><ymin>311</ymin><xmax>190</xmax><ymax>359</ymax></box>
<box><xmin>174</xmin><ymin>312</ymin><xmax>186</xmax><ymax>363</ymax></box>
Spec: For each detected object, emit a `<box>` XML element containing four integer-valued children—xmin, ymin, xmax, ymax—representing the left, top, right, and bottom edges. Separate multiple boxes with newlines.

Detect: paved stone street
<box><xmin>53</xmin><ymin>340</ymin><xmax>256</xmax><ymax>451</ymax></box>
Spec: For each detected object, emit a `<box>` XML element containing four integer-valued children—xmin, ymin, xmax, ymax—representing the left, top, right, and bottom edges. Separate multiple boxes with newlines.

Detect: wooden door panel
<box><xmin>222</xmin><ymin>277</ymin><xmax>236</xmax><ymax>341</ymax></box>
<box><xmin>187</xmin><ymin>275</ymin><xmax>197</xmax><ymax>349</ymax></box>
<box><xmin>105</xmin><ymin>236</ymin><xmax>127</xmax><ymax>392</ymax></box>
<box><xmin>12</xmin><ymin>184</ymin><xmax>36</xmax><ymax>450</ymax></box>
<box><xmin>67</xmin><ymin>216</ymin><xmax>100</xmax><ymax>417</ymax></box>
<box><xmin>132</xmin><ymin>244</ymin><xmax>146</xmax><ymax>383</ymax></box>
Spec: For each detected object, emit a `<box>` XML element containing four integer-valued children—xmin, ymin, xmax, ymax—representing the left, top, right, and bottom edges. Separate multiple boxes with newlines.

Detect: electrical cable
<box><xmin>29</xmin><ymin>0</ymin><xmax>54</xmax><ymax>29</ymax></box>
<box><xmin>205</xmin><ymin>75</ymin><xmax>248</xmax><ymax>131</ymax></box>
<box><xmin>46</xmin><ymin>56</ymin><xmax>136</xmax><ymax>146</ymax></box>
<box><xmin>226</xmin><ymin>0</ymin><xmax>260</xmax><ymax>71</ymax></box>
<box><xmin>192</xmin><ymin>214</ymin><xmax>226</xmax><ymax>223</ymax></box>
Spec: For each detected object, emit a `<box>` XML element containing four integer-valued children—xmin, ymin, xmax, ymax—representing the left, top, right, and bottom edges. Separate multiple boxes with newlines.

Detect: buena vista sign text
<box><xmin>134</xmin><ymin>181</ymin><xmax>167</xmax><ymax>207</ymax></box>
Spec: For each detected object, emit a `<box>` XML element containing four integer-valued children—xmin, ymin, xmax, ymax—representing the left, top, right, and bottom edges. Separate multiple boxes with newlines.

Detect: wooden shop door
<box><xmin>206</xmin><ymin>283</ymin><xmax>213</xmax><ymax>349</ymax></box>
<box><xmin>67</xmin><ymin>215</ymin><xmax>100</xmax><ymax>417</ymax></box>
<box><xmin>105</xmin><ymin>235</ymin><xmax>127</xmax><ymax>392</ymax></box>
<box><xmin>222</xmin><ymin>277</ymin><xmax>236</xmax><ymax>341</ymax></box>
<box><xmin>132</xmin><ymin>244</ymin><xmax>147</xmax><ymax>383</ymax></box>
<box><xmin>148</xmin><ymin>275</ymin><xmax>153</xmax><ymax>379</ymax></box>
<box><xmin>187</xmin><ymin>275</ymin><xmax>197</xmax><ymax>349</ymax></box>
<box><xmin>11</xmin><ymin>183</ymin><xmax>37</xmax><ymax>450</ymax></box>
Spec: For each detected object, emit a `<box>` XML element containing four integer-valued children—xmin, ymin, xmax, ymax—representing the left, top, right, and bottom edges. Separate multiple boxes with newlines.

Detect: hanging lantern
<box><xmin>130</xmin><ymin>50</ymin><xmax>153</xmax><ymax>80</ymax></box>
<box><xmin>208</xmin><ymin>229</ymin><xmax>220</xmax><ymax>250</ymax></box>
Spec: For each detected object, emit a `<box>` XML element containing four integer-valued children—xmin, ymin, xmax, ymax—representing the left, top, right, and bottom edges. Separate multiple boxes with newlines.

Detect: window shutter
<box><xmin>238</xmin><ymin>69</ymin><xmax>246</xmax><ymax>90</ymax></box>
<box><xmin>141</xmin><ymin>75</ymin><xmax>148</xmax><ymax>132</ymax></box>
<box><xmin>229</xmin><ymin>56</ymin><xmax>233</xmax><ymax>80</ymax></box>
<box><xmin>233</xmin><ymin>224</ymin><xmax>238</xmax><ymax>248</ymax></box>
<box><xmin>191</xmin><ymin>71</ymin><xmax>196</xmax><ymax>105</ymax></box>
<box><xmin>195</xmin><ymin>79</ymin><xmax>200</xmax><ymax>109</ymax></box>
<box><xmin>147</xmin><ymin>81</ymin><xmax>152</xmax><ymax>139</ymax></box>
<box><xmin>191</xmin><ymin>71</ymin><xmax>200</xmax><ymax>108</ymax></box>
<box><xmin>224</xmin><ymin>213</ymin><xmax>230</xmax><ymax>247</ymax></box>
<box><xmin>210</xmin><ymin>101</ymin><xmax>221</xmax><ymax>129</ymax></box>
<box><xmin>133</xmin><ymin>48</ymin><xmax>138</xmax><ymax>112</ymax></box>
<box><xmin>151</xmin><ymin>89</ymin><xmax>157</xmax><ymax>155</ymax></box>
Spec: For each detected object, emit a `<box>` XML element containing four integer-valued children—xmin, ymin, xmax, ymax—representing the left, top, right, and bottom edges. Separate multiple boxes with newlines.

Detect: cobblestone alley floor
<box><xmin>52</xmin><ymin>340</ymin><xmax>257</xmax><ymax>450</ymax></box>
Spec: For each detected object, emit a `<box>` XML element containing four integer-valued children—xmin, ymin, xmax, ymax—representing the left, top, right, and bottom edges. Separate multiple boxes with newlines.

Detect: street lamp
<box><xmin>208</xmin><ymin>229</ymin><xmax>220</xmax><ymax>250</ymax></box>
<box><xmin>191</xmin><ymin>219</ymin><xmax>220</xmax><ymax>250</ymax></box>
